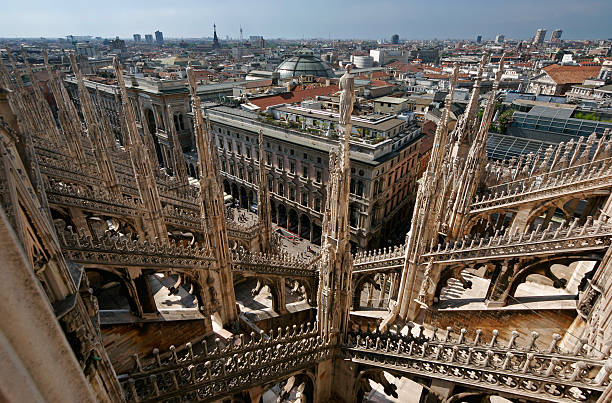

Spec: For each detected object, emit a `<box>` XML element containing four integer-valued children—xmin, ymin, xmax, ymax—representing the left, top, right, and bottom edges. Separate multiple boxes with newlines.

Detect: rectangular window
<box><xmin>289</xmin><ymin>187</ymin><xmax>296</xmax><ymax>201</ymax></box>
<box><xmin>302</xmin><ymin>165</ymin><xmax>308</xmax><ymax>178</ymax></box>
<box><xmin>290</xmin><ymin>161</ymin><xmax>295</xmax><ymax>174</ymax></box>
<box><xmin>278</xmin><ymin>183</ymin><xmax>284</xmax><ymax>197</ymax></box>
<box><xmin>267</xmin><ymin>153</ymin><xmax>271</xmax><ymax>166</ymax></box>
<box><xmin>303</xmin><ymin>152</ymin><xmax>308</xmax><ymax>159</ymax></box>
<box><xmin>316</xmin><ymin>170</ymin><xmax>322</xmax><ymax>183</ymax></box>
<box><xmin>314</xmin><ymin>198</ymin><xmax>321</xmax><ymax>212</ymax></box>
<box><xmin>246</xmin><ymin>147</ymin><xmax>251</xmax><ymax>158</ymax></box>
<box><xmin>277</xmin><ymin>156</ymin><xmax>283</xmax><ymax>170</ymax></box>
<box><xmin>301</xmin><ymin>192</ymin><xmax>308</xmax><ymax>207</ymax></box>
<box><xmin>268</xmin><ymin>177</ymin><xmax>273</xmax><ymax>191</ymax></box>
<box><xmin>317</xmin><ymin>157</ymin><xmax>322</xmax><ymax>164</ymax></box>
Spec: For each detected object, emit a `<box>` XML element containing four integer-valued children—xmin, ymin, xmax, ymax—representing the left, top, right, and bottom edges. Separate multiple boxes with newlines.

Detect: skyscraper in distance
<box><xmin>476</xmin><ymin>35</ymin><xmax>482</xmax><ymax>43</ymax></box>
<box><xmin>391</xmin><ymin>34</ymin><xmax>399</xmax><ymax>44</ymax></box>
<box><xmin>133</xmin><ymin>34</ymin><xmax>141</xmax><ymax>42</ymax></box>
<box><xmin>145</xmin><ymin>34</ymin><xmax>153</xmax><ymax>44</ymax></box>
<box><xmin>533</xmin><ymin>28</ymin><xmax>546</xmax><ymax>44</ymax></box>
<box><xmin>551</xmin><ymin>29</ymin><xmax>563</xmax><ymax>43</ymax></box>
<box><xmin>155</xmin><ymin>30</ymin><xmax>164</xmax><ymax>44</ymax></box>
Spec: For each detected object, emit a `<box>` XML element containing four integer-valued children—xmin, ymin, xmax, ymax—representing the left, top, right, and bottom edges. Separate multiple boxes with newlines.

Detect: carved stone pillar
<box><xmin>378</xmin><ymin>274</ymin><xmax>387</xmax><ymax>308</ymax></box>
<box><xmin>68</xmin><ymin>207</ymin><xmax>93</xmax><ymax>238</ymax></box>
<box><xmin>275</xmin><ymin>278</ymin><xmax>287</xmax><ymax>315</ymax></box>
<box><xmin>366</xmin><ymin>282</ymin><xmax>374</xmax><ymax>307</ymax></box>
<box><xmin>133</xmin><ymin>273</ymin><xmax>157</xmax><ymax>316</ymax></box>
<box><xmin>486</xmin><ymin>259</ymin><xmax>518</xmax><ymax>307</ymax></box>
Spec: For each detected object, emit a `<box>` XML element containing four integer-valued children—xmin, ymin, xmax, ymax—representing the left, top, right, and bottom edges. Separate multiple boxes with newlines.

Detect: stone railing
<box><xmin>344</xmin><ymin>326</ymin><xmax>611</xmax><ymax>402</ymax></box>
<box><xmin>57</xmin><ymin>226</ymin><xmax>215</xmax><ymax>270</ymax></box>
<box><xmin>119</xmin><ymin>323</ymin><xmax>331</xmax><ymax>403</ymax></box>
<box><xmin>226</xmin><ymin>220</ymin><xmax>260</xmax><ymax>241</ymax></box>
<box><xmin>353</xmin><ymin>245</ymin><xmax>406</xmax><ymax>274</ymax></box>
<box><xmin>423</xmin><ymin>217</ymin><xmax>612</xmax><ymax>264</ymax></box>
<box><xmin>231</xmin><ymin>249</ymin><xmax>320</xmax><ymax>279</ymax></box>
<box><xmin>471</xmin><ymin>157</ymin><xmax>612</xmax><ymax>214</ymax></box>
<box><xmin>162</xmin><ymin>204</ymin><xmax>201</xmax><ymax>228</ymax></box>
<box><xmin>46</xmin><ymin>179</ymin><xmax>146</xmax><ymax>218</ymax></box>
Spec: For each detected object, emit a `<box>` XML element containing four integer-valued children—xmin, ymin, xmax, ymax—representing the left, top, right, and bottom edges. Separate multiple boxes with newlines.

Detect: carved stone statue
<box><xmin>339</xmin><ymin>64</ymin><xmax>355</xmax><ymax>125</ymax></box>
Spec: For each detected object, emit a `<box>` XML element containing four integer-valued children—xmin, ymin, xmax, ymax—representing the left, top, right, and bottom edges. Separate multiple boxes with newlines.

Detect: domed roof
<box><xmin>274</xmin><ymin>49</ymin><xmax>335</xmax><ymax>79</ymax></box>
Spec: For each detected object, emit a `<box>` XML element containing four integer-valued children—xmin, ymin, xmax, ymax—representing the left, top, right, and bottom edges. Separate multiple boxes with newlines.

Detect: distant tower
<box><xmin>391</xmin><ymin>34</ymin><xmax>399</xmax><ymax>44</ymax></box>
<box><xmin>551</xmin><ymin>29</ymin><xmax>563</xmax><ymax>43</ymax></box>
<box><xmin>495</xmin><ymin>34</ymin><xmax>505</xmax><ymax>44</ymax></box>
<box><xmin>133</xmin><ymin>34</ymin><xmax>141</xmax><ymax>42</ymax></box>
<box><xmin>533</xmin><ymin>28</ymin><xmax>546</xmax><ymax>45</ymax></box>
<box><xmin>213</xmin><ymin>23</ymin><xmax>220</xmax><ymax>49</ymax></box>
<box><xmin>476</xmin><ymin>35</ymin><xmax>482</xmax><ymax>44</ymax></box>
<box><xmin>155</xmin><ymin>30</ymin><xmax>164</xmax><ymax>44</ymax></box>
<box><xmin>237</xmin><ymin>25</ymin><xmax>243</xmax><ymax>59</ymax></box>
<box><xmin>145</xmin><ymin>34</ymin><xmax>153</xmax><ymax>44</ymax></box>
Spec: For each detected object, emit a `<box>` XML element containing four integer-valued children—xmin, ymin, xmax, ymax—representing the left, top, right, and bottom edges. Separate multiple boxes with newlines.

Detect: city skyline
<box><xmin>2</xmin><ymin>0</ymin><xmax>611</xmax><ymax>40</ymax></box>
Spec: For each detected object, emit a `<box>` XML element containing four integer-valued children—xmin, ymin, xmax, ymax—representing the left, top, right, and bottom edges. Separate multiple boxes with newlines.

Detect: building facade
<box><xmin>205</xmin><ymin>105</ymin><xmax>424</xmax><ymax>248</ymax></box>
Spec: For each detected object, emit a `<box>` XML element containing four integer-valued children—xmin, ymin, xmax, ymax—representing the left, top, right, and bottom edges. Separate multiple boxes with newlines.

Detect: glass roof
<box><xmin>274</xmin><ymin>51</ymin><xmax>335</xmax><ymax>79</ymax></box>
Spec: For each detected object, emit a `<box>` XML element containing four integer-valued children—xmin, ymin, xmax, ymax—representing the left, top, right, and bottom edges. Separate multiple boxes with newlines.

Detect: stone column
<box><xmin>486</xmin><ymin>259</ymin><xmax>517</xmax><ymax>307</ymax></box>
<box><xmin>378</xmin><ymin>274</ymin><xmax>387</xmax><ymax>308</ymax></box>
<box><xmin>68</xmin><ymin>207</ymin><xmax>93</xmax><ymax>238</ymax></box>
<box><xmin>366</xmin><ymin>283</ymin><xmax>374</xmax><ymax>307</ymax></box>
<box><xmin>134</xmin><ymin>274</ymin><xmax>158</xmax><ymax>315</ymax></box>
<box><xmin>275</xmin><ymin>278</ymin><xmax>287</xmax><ymax>315</ymax></box>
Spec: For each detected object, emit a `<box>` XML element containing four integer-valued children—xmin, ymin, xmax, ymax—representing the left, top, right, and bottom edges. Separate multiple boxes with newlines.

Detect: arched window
<box><xmin>357</xmin><ymin>181</ymin><xmax>364</xmax><ymax>197</ymax></box>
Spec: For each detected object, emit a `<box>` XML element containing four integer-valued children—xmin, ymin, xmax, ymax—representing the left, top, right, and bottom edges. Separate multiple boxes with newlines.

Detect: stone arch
<box><xmin>312</xmin><ymin>222</ymin><xmax>322</xmax><ymax>246</ymax></box>
<box><xmin>85</xmin><ymin>268</ymin><xmax>139</xmax><ymax>313</ymax></box>
<box><xmin>352</xmin><ymin>274</ymin><xmax>380</xmax><ymax>309</ymax></box>
<box><xmin>239</xmin><ymin>186</ymin><xmax>248</xmax><ymax>208</ymax></box>
<box><xmin>270</xmin><ymin>199</ymin><xmax>277</xmax><ymax>223</ymax></box>
<box><xmin>507</xmin><ymin>255</ymin><xmax>601</xmax><ymax>300</ymax></box>
<box><xmin>357</xmin><ymin>180</ymin><xmax>364</xmax><ymax>197</ymax></box>
<box><xmin>231</xmin><ymin>183</ymin><xmax>239</xmax><ymax>201</ymax></box>
<box><xmin>352</xmin><ymin>369</ymin><xmax>433</xmax><ymax>402</ymax></box>
<box><xmin>246</xmin><ymin>277</ymin><xmax>285</xmax><ymax>314</ymax></box>
<box><xmin>248</xmin><ymin>189</ymin><xmax>255</xmax><ymax>208</ymax></box>
<box><xmin>278</xmin><ymin>204</ymin><xmax>287</xmax><ymax>228</ymax></box>
<box><xmin>286</xmin><ymin>278</ymin><xmax>314</xmax><ymax>306</ymax></box>
<box><xmin>299</xmin><ymin>214</ymin><xmax>311</xmax><ymax>240</ymax></box>
<box><xmin>288</xmin><ymin>208</ymin><xmax>299</xmax><ymax>234</ymax></box>
<box><xmin>259</xmin><ymin>372</ymin><xmax>316</xmax><ymax>403</ymax></box>
<box><xmin>350</xmin><ymin>202</ymin><xmax>359</xmax><ymax>228</ymax></box>
<box><xmin>50</xmin><ymin>207</ymin><xmax>77</xmax><ymax>230</ymax></box>
<box><xmin>433</xmin><ymin>264</ymin><xmax>474</xmax><ymax>303</ymax></box>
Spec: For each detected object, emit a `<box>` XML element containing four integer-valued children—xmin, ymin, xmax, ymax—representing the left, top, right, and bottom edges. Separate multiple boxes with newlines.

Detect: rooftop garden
<box><xmin>572</xmin><ymin>111</ymin><xmax>612</xmax><ymax>123</ymax></box>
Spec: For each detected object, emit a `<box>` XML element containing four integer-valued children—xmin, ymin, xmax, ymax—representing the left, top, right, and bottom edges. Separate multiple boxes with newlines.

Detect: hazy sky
<box><xmin>2</xmin><ymin>0</ymin><xmax>611</xmax><ymax>40</ymax></box>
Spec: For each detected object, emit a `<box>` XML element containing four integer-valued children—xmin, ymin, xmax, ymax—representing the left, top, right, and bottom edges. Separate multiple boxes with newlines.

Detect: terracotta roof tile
<box><xmin>250</xmin><ymin>85</ymin><xmax>339</xmax><ymax>110</ymax></box>
<box><xmin>543</xmin><ymin>64</ymin><xmax>601</xmax><ymax>85</ymax></box>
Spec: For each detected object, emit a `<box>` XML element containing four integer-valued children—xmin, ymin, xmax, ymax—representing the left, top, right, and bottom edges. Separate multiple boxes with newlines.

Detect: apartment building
<box><xmin>203</xmin><ymin>105</ymin><xmax>426</xmax><ymax>248</ymax></box>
